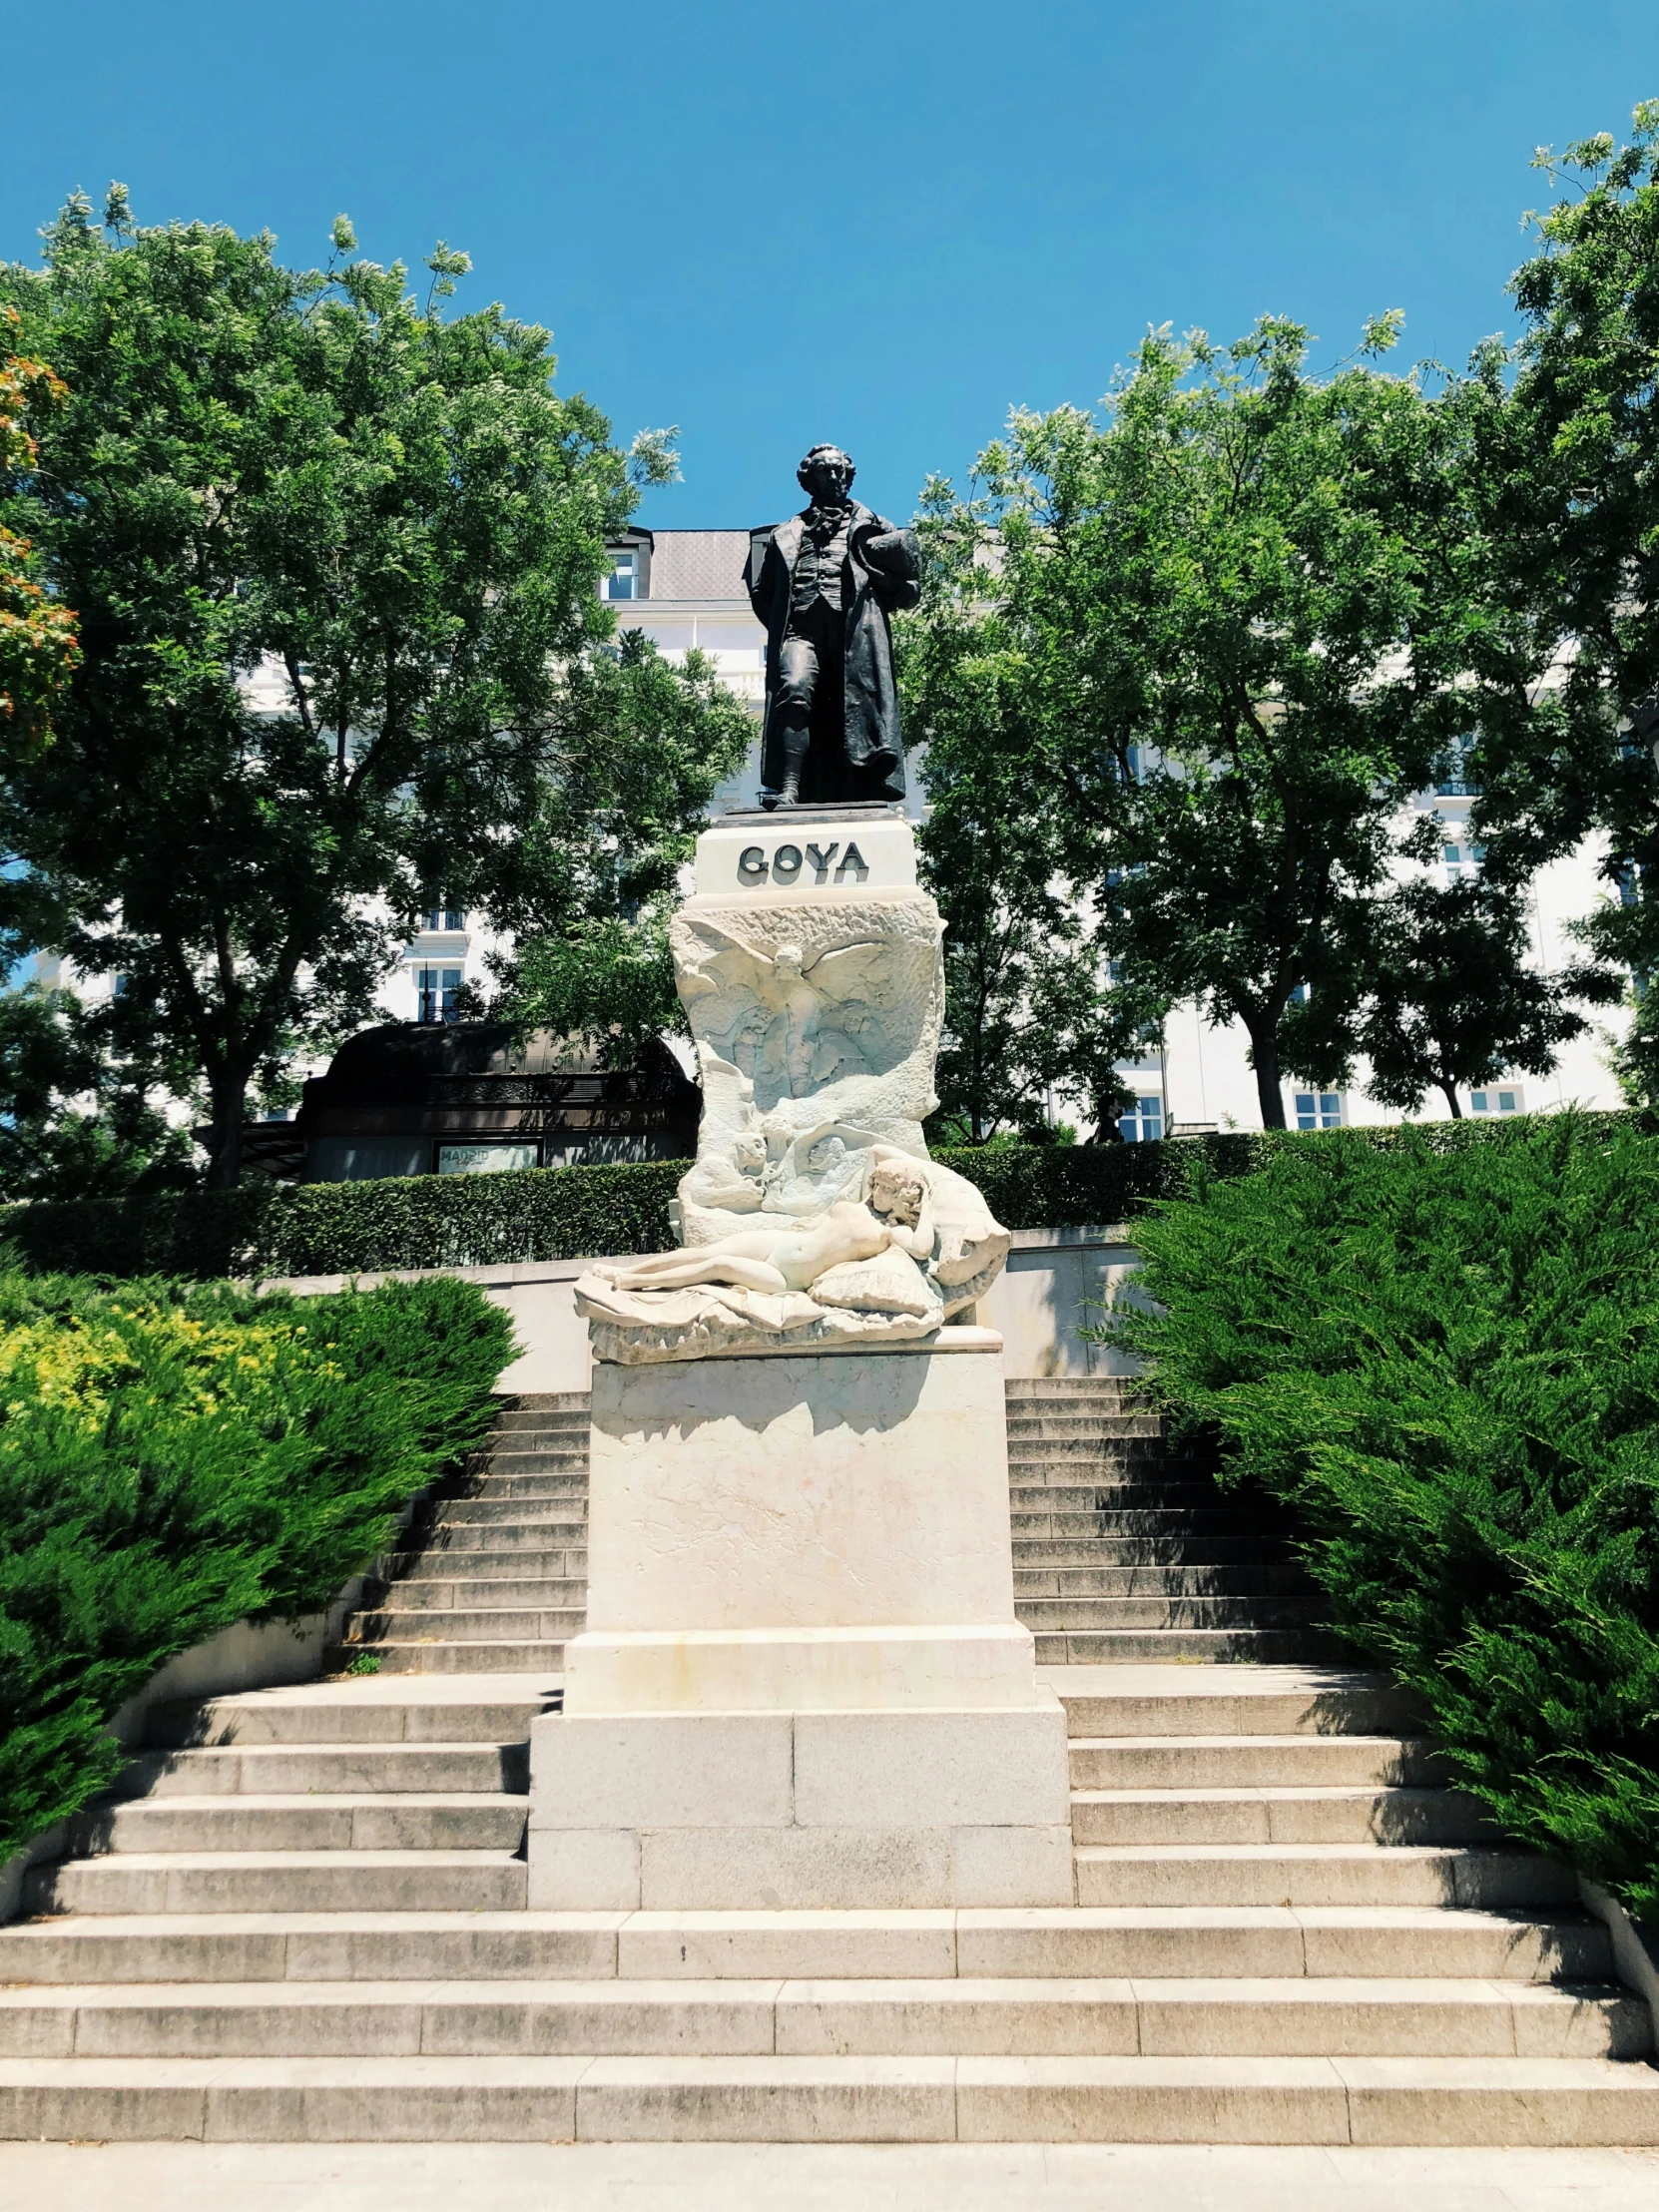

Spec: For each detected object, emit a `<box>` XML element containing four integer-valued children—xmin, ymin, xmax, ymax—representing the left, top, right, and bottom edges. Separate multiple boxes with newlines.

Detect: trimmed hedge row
<box><xmin>2</xmin><ymin>1111</ymin><xmax>1647</xmax><ymax>1280</ymax></box>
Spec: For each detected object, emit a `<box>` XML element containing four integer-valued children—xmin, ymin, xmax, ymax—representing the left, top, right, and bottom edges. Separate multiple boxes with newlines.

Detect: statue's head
<box><xmin>807</xmin><ymin>1135</ymin><xmax>845</xmax><ymax>1173</ymax></box>
<box><xmin>776</xmin><ymin>942</ymin><xmax>805</xmax><ymax>976</ymax></box>
<box><xmin>798</xmin><ymin>444</ymin><xmax>855</xmax><ymax>503</ymax></box>
<box><xmin>733</xmin><ymin>1131</ymin><xmax>768</xmax><ymax>1176</ymax></box>
<box><xmin>870</xmin><ymin>1157</ymin><xmax>927</xmax><ymax>1227</ymax></box>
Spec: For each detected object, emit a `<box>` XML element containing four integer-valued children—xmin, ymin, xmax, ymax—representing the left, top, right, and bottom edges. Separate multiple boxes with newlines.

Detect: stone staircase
<box><xmin>2</xmin><ymin>1666</ymin><xmax>1654</xmax><ymax>2142</ymax></box>
<box><xmin>3</xmin><ymin>1379</ymin><xmax>1655</xmax><ymax>2142</ymax></box>
<box><xmin>338</xmin><ymin>1378</ymin><xmax>1328</xmax><ymax>1678</ymax></box>
<box><xmin>1008</xmin><ymin>1377</ymin><xmax>1332</xmax><ymax>1665</ymax></box>
<box><xmin>335</xmin><ymin>1393</ymin><xmax>591</xmax><ymax>1674</ymax></box>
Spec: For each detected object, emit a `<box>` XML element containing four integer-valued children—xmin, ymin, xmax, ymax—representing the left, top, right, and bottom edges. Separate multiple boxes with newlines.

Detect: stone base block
<box><xmin>568</xmin><ymin>1334</ymin><xmax>1024</xmax><ymax>1716</ymax></box>
<box><xmin>528</xmin><ymin>1704</ymin><xmax>1074</xmax><ymax>1910</ymax></box>
<box><xmin>565</xmin><ymin>1623</ymin><xmax>1044</xmax><ymax>1714</ymax></box>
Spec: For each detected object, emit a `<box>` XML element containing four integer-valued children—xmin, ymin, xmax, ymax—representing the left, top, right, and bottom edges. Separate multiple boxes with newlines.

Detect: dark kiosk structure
<box><xmin>745</xmin><ymin>444</ymin><xmax>922</xmax><ymax>811</ymax></box>
<box><xmin>242</xmin><ymin>1025</ymin><xmax>699</xmax><ymax>1183</ymax></box>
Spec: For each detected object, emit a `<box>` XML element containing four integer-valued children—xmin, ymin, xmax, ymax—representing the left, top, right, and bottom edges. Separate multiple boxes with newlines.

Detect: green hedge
<box><xmin>1109</xmin><ymin>1115</ymin><xmax>1659</xmax><ymax>1925</ymax></box>
<box><xmin>2</xmin><ymin>1111</ymin><xmax>1648</xmax><ymax>1280</ymax></box>
<box><xmin>0</xmin><ymin>1161</ymin><xmax>690</xmax><ymax>1281</ymax></box>
<box><xmin>0</xmin><ymin>1270</ymin><xmax>514</xmax><ymax>1861</ymax></box>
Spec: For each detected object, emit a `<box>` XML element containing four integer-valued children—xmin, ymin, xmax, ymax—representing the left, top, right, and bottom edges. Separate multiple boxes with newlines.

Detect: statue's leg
<box><xmin>763</xmin><ymin>632</ymin><xmax>816</xmax><ymax>810</ymax></box>
<box><xmin>615</xmin><ymin>1251</ymin><xmax>790</xmax><ymax>1295</ymax></box>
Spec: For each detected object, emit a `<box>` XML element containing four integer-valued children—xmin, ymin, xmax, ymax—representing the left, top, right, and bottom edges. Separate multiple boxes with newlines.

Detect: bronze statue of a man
<box><xmin>745</xmin><ymin>444</ymin><xmax>921</xmax><ymax>810</ymax></box>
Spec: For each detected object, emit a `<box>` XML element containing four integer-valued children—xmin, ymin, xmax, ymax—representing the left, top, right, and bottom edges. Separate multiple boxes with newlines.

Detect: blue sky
<box><xmin>3</xmin><ymin>2</ymin><xmax>1654</xmax><ymax>530</ymax></box>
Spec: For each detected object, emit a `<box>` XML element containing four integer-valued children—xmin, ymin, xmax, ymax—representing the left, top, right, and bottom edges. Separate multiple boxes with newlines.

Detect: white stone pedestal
<box><xmin>528</xmin><ymin>1329</ymin><xmax>1073</xmax><ymax>1910</ymax></box>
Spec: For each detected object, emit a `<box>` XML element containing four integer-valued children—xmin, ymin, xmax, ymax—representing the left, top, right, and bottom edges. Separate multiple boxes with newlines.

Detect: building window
<box><xmin>421</xmin><ymin>904</ymin><xmax>467</xmax><ymax>931</ymax></box>
<box><xmin>1470</xmin><ymin>1087</ymin><xmax>1522</xmax><ymax>1115</ymax></box>
<box><xmin>1443</xmin><ymin>841</ymin><xmax>1485</xmax><ymax>884</ymax></box>
<box><xmin>603</xmin><ymin>549</ymin><xmax>638</xmax><ymax>601</ymax></box>
<box><xmin>1435</xmin><ymin>734</ymin><xmax>1477</xmax><ymax>797</ymax></box>
<box><xmin>1118</xmin><ymin>1095</ymin><xmax>1163</xmax><ymax>1143</ymax></box>
<box><xmin>416</xmin><ymin>966</ymin><xmax>463</xmax><ymax>1023</ymax></box>
<box><xmin>1294</xmin><ymin>1092</ymin><xmax>1343</xmax><ymax>1131</ymax></box>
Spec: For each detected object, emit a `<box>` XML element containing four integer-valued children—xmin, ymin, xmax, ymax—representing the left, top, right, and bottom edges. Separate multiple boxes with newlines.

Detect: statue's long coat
<box><xmin>744</xmin><ymin>503</ymin><xmax>921</xmax><ymax>802</ymax></box>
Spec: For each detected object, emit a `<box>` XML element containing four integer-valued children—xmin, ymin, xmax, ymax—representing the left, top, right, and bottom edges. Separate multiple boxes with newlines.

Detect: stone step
<box><xmin>1018</xmin><ymin>1598</ymin><xmax>1320</xmax><ymax>1632</ymax></box>
<box><xmin>0</xmin><ymin>1902</ymin><xmax>1619</xmax><ymax>1990</ymax></box>
<box><xmin>348</xmin><ymin>1607</ymin><xmax>586</xmax><ymax>1643</ymax></box>
<box><xmin>428</xmin><ymin>1512</ymin><xmax>592</xmax><ymax>1548</ymax></box>
<box><xmin>108</xmin><ymin>1743</ymin><xmax>529</xmax><ymax>1799</ymax></box>
<box><xmin>25</xmin><ymin>1851</ymin><xmax>530</xmax><ymax>1918</ymax></box>
<box><xmin>328</xmin><ymin>1639</ymin><xmax>571</xmax><ymax>1674</ymax></box>
<box><xmin>479</xmin><ymin>1420</ymin><xmax>589</xmax><ymax>1441</ymax></box>
<box><xmin>1013</xmin><ymin>1538</ymin><xmax>1299</xmax><ymax>1566</ymax></box>
<box><xmin>1068</xmin><ymin>1735</ymin><xmax>1446</xmax><ymax>1789</ymax></box>
<box><xmin>1010</xmin><ymin>1511</ymin><xmax>1269</xmax><ymax>1538</ymax></box>
<box><xmin>1007</xmin><ymin>1481</ymin><xmax>1224</xmax><ymax>1509</ymax></box>
<box><xmin>503</xmin><ymin>1392</ymin><xmax>593</xmax><ymax>1411</ymax></box>
<box><xmin>4</xmin><ymin>2050</ymin><xmax>1657</xmax><ymax>2142</ymax></box>
<box><xmin>0</xmin><ymin>1906</ymin><xmax>1615</xmax><ymax>1988</ymax></box>
<box><xmin>1072</xmin><ymin>1844</ymin><xmax>1577</xmax><ymax>1911</ymax></box>
<box><xmin>999</xmin><ymin>1424</ymin><xmax>1168</xmax><ymax>1441</ymax></box>
<box><xmin>386</xmin><ymin>1546</ymin><xmax>586</xmax><ymax>1579</ymax></box>
<box><xmin>1049</xmin><ymin>1672</ymin><xmax>1420</xmax><ymax>1740</ymax></box>
<box><xmin>476</xmin><ymin>1452</ymin><xmax>590</xmax><ymax>1477</ymax></box>
<box><xmin>1069</xmin><ymin>1786</ymin><xmax>1496</xmax><ymax>1848</ymax></box>
<box><xmin>1017</xmin><ymin>1568</ymin><xmax>1311</xmax><ymax>1598</ymax></box>
<box><xmin>999</xmin><ymin>1441</ymin><xmax>1168</xmax><ymax>1459</ymax></box>
<box><xmin>143</xmin><ymin>1689</ymin><xmax>556</xmax><ymax>1750</ymax></box>
<box><xmin>66</xmin><ymin>1796</ymin><xmax>528</xmax><ymax>1858</ymax></box>
<box><xmin>464</xmin><ymin>1472</ymin><xmax>588</xmax><ymax>1499</ymax></box>
<box><xmin>0</xmin><ymin>1974</ymin><xmax>1641</xmax><ymax>2062</ymax></box>
<box><xmin>1033</xmin><ymin>1629</ymin><xmax>1324</xmax><ymax>1665</ymax></box>
<box><xmin>371</xmin><ymin>1576</ymin><xmax>587</xmax><ymax>1612</ymax></box>
<box><xmin>434</xmin><ymin>1500</ymin><xmax>587</xmax><ymax>1530</ymax></box>
<box><xmin>1005</xmin><ymin>1379</ymin><xmax>1139</xmax><ymax>1396</ymax></box>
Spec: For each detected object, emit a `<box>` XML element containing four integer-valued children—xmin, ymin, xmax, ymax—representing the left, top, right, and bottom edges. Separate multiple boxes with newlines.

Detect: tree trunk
<box><xmin>1439</xmin><ymin>1081</ymin><xmax>1463</xmax><ymax>1120</ymax></box>
<box><xmin>205</xmin><ymin>1064</ymin><xmax>252</xmax><ymax>1190</ymax></box>
<box><xmin>1246</xmin><ymin>1018</ymin><xmax>1288</xmax><ymax>1130</ymax></box>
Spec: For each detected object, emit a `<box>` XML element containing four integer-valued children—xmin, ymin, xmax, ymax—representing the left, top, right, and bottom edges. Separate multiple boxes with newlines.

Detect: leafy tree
<box><xmin>0</xmin><ymin>194</ymin><xmax>747</xmax><ymax>1186</ymax></box>
<box><xmin>0</xmin><ymin>308</ymin><xmax>79</xmax><ymax>752</ymax></box>
<box><xmin>925</xmin><ymin>319</ymin><xmax>1501</xmax><ymax>1128</ymax></box>
<box><xmin>0</xmin><ymin>982</ymin><xmax>199</xmax><ymax>1200</ymax></box>
<box><xmin>1355</xmin><ymin>876</ymin><xmax>1618</xmax><ymax>1119</ymax></box>
<box><xmin>898</xmin><ymin>486</ymin><xmax>1162</xmax><ymax>1143</ymax></box>
<box><xmin>1486</xmin><ymin>104</ymin><xmax>1659</xmax><ymax>981</ymax></box>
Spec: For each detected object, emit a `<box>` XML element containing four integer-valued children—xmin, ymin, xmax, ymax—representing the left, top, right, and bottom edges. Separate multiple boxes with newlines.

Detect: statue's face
<box><xmin>808</xmin><ymin>1138</ymin><xmax>843</xmax><ymax>1172</ymax></box>
<box><xmin>871</xmin><ymin>1165</ymin><xmax>925</xmax><ymax>1225</ymax></box>
<box><xmin>777</xmin><ymin>943</ymin><xmax>805</xmax><ymax>976</ymax></box>
<box><xmin>734</xmin><ymin>1134</ymin><xmax>767</xmax><ymax>1175</ymax></box>
<box><xmin>800</xmin><ymin>448</ymin><xmax>854</xmax><ymax>504</ymax></box>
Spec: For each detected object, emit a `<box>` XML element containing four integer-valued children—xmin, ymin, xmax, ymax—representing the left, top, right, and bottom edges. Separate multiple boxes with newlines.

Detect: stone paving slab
<box><xmin>6</xmin><ymin>2138</ymin><xmax>1659</xmax><ymax>2210</ymax></box>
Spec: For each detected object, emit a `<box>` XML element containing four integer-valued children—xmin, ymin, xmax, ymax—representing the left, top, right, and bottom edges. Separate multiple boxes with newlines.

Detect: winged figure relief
<box><xmin>677</xmin><ymin>917</ymin><xmax>894</xmax><ymax>1102</ymax></box>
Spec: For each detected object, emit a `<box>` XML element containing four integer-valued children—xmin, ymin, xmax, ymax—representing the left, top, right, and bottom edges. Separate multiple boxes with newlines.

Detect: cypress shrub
<box><xmin>1110</xmin><ymin>1117</ymin><xmax>1659</xmax><ymax>1924</ymax></box>
<box><xmin>0</xmin><ymin>1270</ymin><xmax>514</xmax><ymax>1861</ymax></box>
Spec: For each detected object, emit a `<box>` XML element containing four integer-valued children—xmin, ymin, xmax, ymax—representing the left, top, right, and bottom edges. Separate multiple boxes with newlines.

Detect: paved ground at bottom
<box><xmin>5</xmin><ymin>2138</ymin><xmax>1659</xmax><ymax>2210</ymax></box>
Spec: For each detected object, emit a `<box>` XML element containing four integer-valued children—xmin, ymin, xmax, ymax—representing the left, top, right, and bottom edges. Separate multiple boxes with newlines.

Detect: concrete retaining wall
<box><xmin>260</xmin><ymin>1224</ymin><xmax>1146</xmax><ymax>1394</ymax></box>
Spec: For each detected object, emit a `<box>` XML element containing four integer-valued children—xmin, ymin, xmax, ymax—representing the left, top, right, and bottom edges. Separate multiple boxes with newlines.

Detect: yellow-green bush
<box><xmin>0</xmin><ymin>1269</ymin><xmax>514</xmax><ymax>1860</ymax></box>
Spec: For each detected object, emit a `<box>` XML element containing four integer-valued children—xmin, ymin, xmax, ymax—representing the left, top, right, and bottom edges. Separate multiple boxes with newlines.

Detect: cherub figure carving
<box><xmin>677</xmin><ymin>917</ymin><xmax>893</xmax><ymax>1099</ymax></box>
